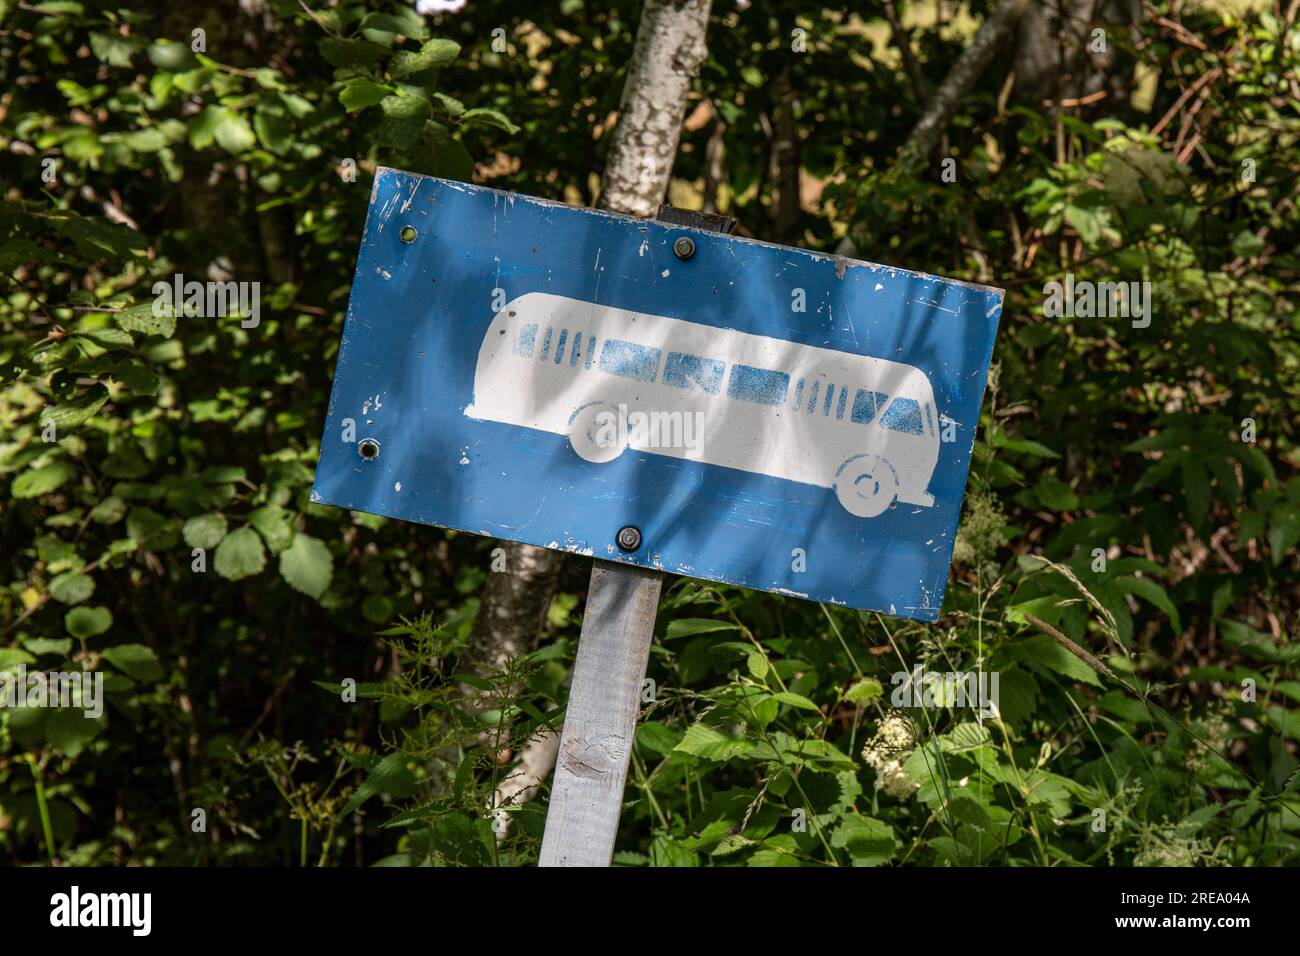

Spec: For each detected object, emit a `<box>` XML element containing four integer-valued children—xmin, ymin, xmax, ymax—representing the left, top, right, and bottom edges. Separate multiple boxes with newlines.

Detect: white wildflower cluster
<box><xmin>1184</xmin><ymin>705</ymin><xmax>1232</xmax><ymax>773</ymax></box>
<box><xmin>860</xmin><ymin>714</ymin><xmax>920</xmax><ymax>799</ymax></box>
<box><xmin>1133</xmin><ymin>824</ymin><xmax>1216</xmax><ymax>868</ymax></box>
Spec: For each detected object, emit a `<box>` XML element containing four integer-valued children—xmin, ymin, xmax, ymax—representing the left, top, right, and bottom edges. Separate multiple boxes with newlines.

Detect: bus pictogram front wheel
<box><xmin>834</xmin><ymin>454</ymin><xmax>898</xmax><ymax>517</ymax></box>
<box><xmin>567</xmin><ymin>401</ymin><xmax>625</xmax><ymax>463</ymax></box>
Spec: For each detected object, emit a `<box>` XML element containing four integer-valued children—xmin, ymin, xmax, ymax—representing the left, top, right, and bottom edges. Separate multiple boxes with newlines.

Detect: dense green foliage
<box><xmin>2</xmin><ymin>0</ymin><xmax>1298</xmax><ymax>866</ymax></box>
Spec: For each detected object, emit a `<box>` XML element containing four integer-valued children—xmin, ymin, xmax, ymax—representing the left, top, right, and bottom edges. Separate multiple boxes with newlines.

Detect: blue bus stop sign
<box><xmin>313</xmin><ymin>168</ymin><xmax>1004</xmax><ymax>621</ymax></box>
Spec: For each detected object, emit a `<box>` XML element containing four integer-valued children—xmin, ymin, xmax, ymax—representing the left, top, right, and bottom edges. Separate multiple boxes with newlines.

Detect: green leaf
<box><xmin>459</xmin><ymin>107</ymin><xmax>518</xmax><ymax>134</ymax></box>
<box><xmin>319</xmin><ymin>37</ymin><xmax>387</xmax><ymax>68</ymax></box>
<box><xmin>362</xmin><ymin>595</ymin><xmax>393</xmax><ymax>622</ymax></box>
<box><xmin>1003</xmin><ymin>634</ymin><xmax>1104</xmax><ymax>688</ymax></box>
<box><xmin>375</xmin><ymin>93</ymin><xmax>430</xmax><ymax>148</ymax></box>
<box><xmin>844</xmin><ymin>677</ymin><xmax>884</xmax><ymax>703</ymax></box>
<box><xmin>1268</xmin><ymin>502</ymin><xmax>1300</xmax><ymax>564</ymax></box>
<box><xmin>0</xmin><ymin>648</ymin><xmax>37</xmax><ymax>671</ymax></box>
<box><xmin>279</xmin><ymin>534</ymin><xmax>333</xmax><ymax>599</ymax></box>
<box><xmin>22</xmin><ymin>637</ymin><xmax>72</xmax><ymax>656</ymax></box>
<box><xmin>32</xmin><ymin>2</ymin><xmax>85</xmax><ymax>14</ymax></box>
<box><xmin>66</xmin><ymin>605</ymin><xmax>113</xmax><ymax>639</ymax></box>
<box><xmin>1115</xmin><ymin>576</ymin><xmax>1182</xmax><ymax>633</ymax></box>
<box><xmin>50</xmin><ymin>215</ymin><xmax>142</xmax><ymax>259</ymax></box>
<box><xmin>90</xmin><ymin>496</ymin><xmax>127</xmax><ymax>524</ymax></box>
<box><xmin>1284</xmin><ymin>768</ymin><xmax>1300</xmax><ymax>794</ymax></box>
<box><xmin>188</xmin><ymin>104</ymin><xmax>223</xmax><ymax>149</ymax></box>
<box><xmin>1064</xmin><ymin>203</ymin><xmax>1104</xmax><ymax>244</ymax></box>
<box><xmin>1230</xmin><ymin>230</ymin><xmax>1265</xmax><ymax>258</ymax></box>
<box><xmin>249</xmin><ymin>504</ymin><xmax>295</xmax><ymax>554</ymax></box>
<box><xmin>76</xmin><ymin>327</ymin><xmax>134</xmax><ymax>350</ymax></box>
<box><xmin>101</xmin><ymin>643</ymin><xmax>164</xmax><ymax>682</ymax></box>
<box><xmin>1182</xmin><ymin>459</ymin><xmax>1210</xmax><ymax>528</ymax></box>
<box><xmin>126</xmin><ymin>506</ymin><xmax>176</xmax><ymax>549</ymax></box>
<box><xmin>665</xmin><ymin>618</ymin><xmax>739</xmax><ymax>640</ymax></box>
<box><xmin>147</xmin><ymin>40</ymin><xmax>195</xmax><ymax>71</ymax></box>
<box><xmin>997</xmin><ymin>438</ymin><xmax>1060</xmax><ymax>459</ymax></box>
<box><xmin>389</xmin><ymin>38</ymin><xmax>461</xmax><ymax>78</ymax></box>
<box><xmin>118</xmin><ymin>127</ymin><xmax>170</xmax><ymax>153</ymax></box>
<box><xmin>1034</xmin><ymin>475</ymin><xmax>1079</xmax><ymax>511</ymax></box>
<box><xmin>213</xmin><ymin>526</ymin><xmax>266</xmax><ymax>581</ymax></box>
<box><xmin>101</xmin><ymin>445</ymin><xmax>149</xmax><ymax>479</ymax></box>
<box><xmin>775</xmin><ymin>736</ymin><xmax>857</xmax><ymax>771</ymax></box>
<box><xmin>114</xmin><ymin>301</ymin><xmax>176</xmax><ymax>338</ymax></box>
<box><xmin>772</xmin><ymin>691</ymin><xmax>821</xmax><ymax>713</ymax></box>
<box><xmin>213</xmin><ymin>109</ymin><xmax>257</xmax><ymax>153</ymax></box>
<box><xmin>200</xmin><ymin>465</ymin><xmax>245</xmax><ymax>484</ymax></box>
<box><xmin>635</xmin><ymin>721</ymin><xmax>680</xmax><ymax>756</ymax></box>
<box><xmin>830</xmin><ymin>816</ymin><xmax>897</xmax><ymax>866</ymax></box>
<box><xmin>673</xmin><ymin>722</ymin><xmax>755</xmax><ymax>761</ymax></box>
<box><xmin>341</xmin><ymin>752</ymin><xmax>413</xmax><ymax>815</ymax></box>
<box><xmin>253</xmin><ymin>110</ymin><xmax>292</xmax><ymax>155</ymax></box>
<box><xmin>419</xmin><ymin>138</ymin><xmax>474</xmax><ymax>181</ymax></box>
<box><xmin>711</xmin><ymin>834</ymin><xmax>757</xmax><ymax>857</ymax></box>
<box><xmin>1218</xmin><ymin>619</ymin><xmax>1297</xmax><ymax>664</ymax></box>
<box><xmin>47</xmin><ymin>706</ymin><xmax>106</xmax><ymax>757</ymax></box>
<box><xmin>41</xmin><ymin>385</ymin><xmax>110</xmax><ymax>431</ymax></box>
<box><xmin>182</xmin><ymin>513</ymin><xmax>228</xmax><ymax>550</ymax></box>
<box><xmin>49</xmin><ymin>571</ymin><xmax>95</xmax><ymax>605</ymax></box>
<box><xmin>339</xmin><ymin>77</ymin><xmax>391</xmax><ymax>112</ymax></box>
<box><xmin>89</xmin><ymin>31</ymin><xmax>142</xmax><ymax>67</ymax></box>
<box><xmin>433</xmin><ymin>91</ymin><xmax>465</xmax><ymax>116</ymax></box>
<box><xmin>12</xmin><ymin>460</ymin><xmax>75</xmax><ymax>498</ymax></box>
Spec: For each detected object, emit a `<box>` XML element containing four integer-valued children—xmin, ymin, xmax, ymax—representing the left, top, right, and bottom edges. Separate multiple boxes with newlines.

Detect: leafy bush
<box><xmin>2</xmin><ymin>0</ymin><xmax>1297</xmax><ymax>866</ymax></box>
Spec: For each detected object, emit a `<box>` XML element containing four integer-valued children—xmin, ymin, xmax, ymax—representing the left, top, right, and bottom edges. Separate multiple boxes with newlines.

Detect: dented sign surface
<box><xmin>312</xmin><ymin>167</ymin><xmax>1004</xmax><ymax>621</ymax></box>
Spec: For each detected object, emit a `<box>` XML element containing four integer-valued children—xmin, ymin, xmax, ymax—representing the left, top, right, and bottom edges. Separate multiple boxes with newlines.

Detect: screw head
<box><xmin>672</xmin><ymin>236</ymin><xmax>696</xmax><ymax>260</ymax></box>
<box><xmin>616</xmin><ymin>525</ymin><xmax>642</xmax><ymax>552</ymax></box>
<box><xmin>357</xmin><ymin>438</ymin><xmax>381</xmax><ymax>461</ymax></box>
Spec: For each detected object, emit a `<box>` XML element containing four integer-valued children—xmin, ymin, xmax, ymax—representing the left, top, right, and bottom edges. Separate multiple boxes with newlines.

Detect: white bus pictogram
<box><xmin>465</xmin><ymin>292</ymin><xmax>941</xmax><ymax>517</ymax></box>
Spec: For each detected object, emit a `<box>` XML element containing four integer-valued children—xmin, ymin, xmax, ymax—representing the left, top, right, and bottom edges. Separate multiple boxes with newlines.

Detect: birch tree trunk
<box><xmin>598</xmin><ymin>0</ymin><xmax>713</xmax><ymax>217</ymax></box>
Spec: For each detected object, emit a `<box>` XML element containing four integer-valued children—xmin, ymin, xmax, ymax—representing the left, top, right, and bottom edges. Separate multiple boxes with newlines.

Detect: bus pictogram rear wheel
<box><xmin>567</xmin><ymin>401</ymin><xmax>624</xmax><ymax>463</ymax></box>
<box><xmin>834</xmin><ymin>454</ymin><xmax>898</xmax><ymax>518</ymax></box>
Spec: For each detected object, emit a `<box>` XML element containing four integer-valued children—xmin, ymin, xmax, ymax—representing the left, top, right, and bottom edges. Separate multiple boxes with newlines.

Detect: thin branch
<box><xmin>896</xmin><ymin>0</ymin><xmax>1030</xmax><ymax>175</ymax></box>
<box><xmin>883</xmin><ymin>0</ymin><xmax>930</xmax><ymax>106</ymax></box>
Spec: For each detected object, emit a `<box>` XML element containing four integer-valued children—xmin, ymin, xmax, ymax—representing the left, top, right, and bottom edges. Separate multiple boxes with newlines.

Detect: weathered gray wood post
<box><xmin>538</xmin><ymin>207</ymin><xmax>735</xmax><ymax>867</ymax></box>
<box><xmin>536</xmin><ymin>563</ymin><xmax>664</xmax><ymax>866</ymax></box>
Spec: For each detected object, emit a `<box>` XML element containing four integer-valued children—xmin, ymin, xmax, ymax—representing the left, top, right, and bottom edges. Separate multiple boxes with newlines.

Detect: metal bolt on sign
<box><xmin>616</xmin><ymin>525</ymin><xmax>642</xmax><ymax>552</ymax></box>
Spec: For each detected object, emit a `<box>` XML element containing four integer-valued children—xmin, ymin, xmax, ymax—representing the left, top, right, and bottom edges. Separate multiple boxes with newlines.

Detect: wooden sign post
<box><xmin>536</xmin><ymin>563</ymin><xmax>663</xmax><ymax>865</ymax></box>
<box><xmin>538</xmin><ymin>208</ymin><xmax>735</xmax><ymax>867</ymax></box>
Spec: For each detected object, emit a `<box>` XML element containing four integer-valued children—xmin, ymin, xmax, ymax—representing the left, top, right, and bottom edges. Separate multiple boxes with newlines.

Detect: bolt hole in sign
<box><xmin>312</xmin><ymin>168</ymin><xmax>1005</xmax><ymax>621</ymax></box>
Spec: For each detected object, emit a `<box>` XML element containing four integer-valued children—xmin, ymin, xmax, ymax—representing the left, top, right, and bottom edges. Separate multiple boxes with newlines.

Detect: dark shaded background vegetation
<box><xmin>2</xmin><ymin>0</ymin><xmax>1298</xmax><ymax>866</ymax></box>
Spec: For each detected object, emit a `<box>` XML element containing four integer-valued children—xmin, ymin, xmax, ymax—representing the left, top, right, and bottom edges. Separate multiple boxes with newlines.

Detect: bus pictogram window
<box><xmin>599</xmin><ymin>338</ymin><xmax>661</xmax><ymax>382</ymax></box>
<box><xmin>880</xmin><ymin>396</ymin><xmax>925</xmax><ymax>435</ymax></box>
<box><xmin>806</xmin><ymin>379</ymin><xmax>820</xmax><ymax>413</ymax></box>
<box><xmin>851</xmin><ymin>388</ymin><xmax>888</xmax><ymax>424</ymax></box>
<box><xmin>663</xmin><ymin>352</ymin><xmax>725</xmax><ymax>394</ymax></box>
<box><xmin>513</xmin><ymin>322</ymin><xmax>539</xmax><ymax>358</ymax></box>
<box><xmin>728</xmin><ymin>364</ymin><xmax>790</xmax><ymax>406</ymax></box>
